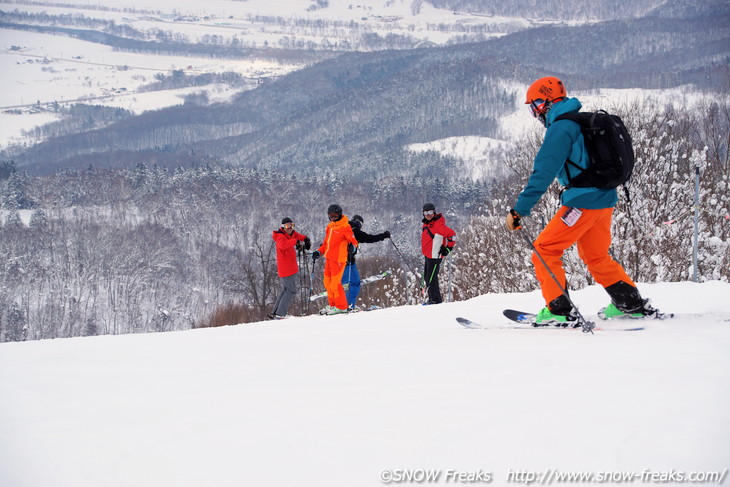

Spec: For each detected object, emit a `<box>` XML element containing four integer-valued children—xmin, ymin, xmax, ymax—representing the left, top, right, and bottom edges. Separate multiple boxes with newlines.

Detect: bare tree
<box><xmin>225</xmin><ymin>236</ymin><xmax>278</xmax><ymax>321</ymax></box>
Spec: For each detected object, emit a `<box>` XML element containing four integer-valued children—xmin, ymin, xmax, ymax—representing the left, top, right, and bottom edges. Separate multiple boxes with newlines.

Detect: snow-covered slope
<box><xmin>1</xmin><ymin>281</ymin><xmax>728</xmax><ymax>487</ymax></box>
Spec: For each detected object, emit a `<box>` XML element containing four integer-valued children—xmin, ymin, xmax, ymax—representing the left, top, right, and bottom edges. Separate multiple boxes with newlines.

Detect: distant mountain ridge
<box><xmin>5</xmin><ymin>0</ymin><xmax>729</xmax><ymax>176</ymax></box>
<box><xmin>429</xmin><ymin>0</ymin><xmax>665</xmax><ymax>20</ymax></box>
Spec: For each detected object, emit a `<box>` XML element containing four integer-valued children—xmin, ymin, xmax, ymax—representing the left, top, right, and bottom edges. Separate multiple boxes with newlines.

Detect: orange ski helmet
<box><xmin>525</xmin><ymin>76</ymin><xmax>566</xmax><ymax>104</ymax></box>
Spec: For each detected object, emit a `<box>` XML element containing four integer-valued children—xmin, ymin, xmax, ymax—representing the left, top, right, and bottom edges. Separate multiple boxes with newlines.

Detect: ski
<box><xmin>309</xmin><ymin>270</ymin><xmax>393</xmax><ymax>301</ymax></box>
<box><xmin>456</xmin><ymin>315</ymin><xmax>646</xmax><ymax>332</ymax></box>
<box><xmin>456</xmin><ymin>317</ymin><xmax>484</xmax><ymax>329</ymax></box>
<box><xmin>503</xmin><ymin>309</ymin><xmax>536</xmax><ymax>324</ymax></box>
<box><xmin>502</xmin><ymin>308</ymin><xmax>673</xmax><ymax>324</ymax></box>
<box><xmin>504</xmin><ymin>308</ymin><xmax>597</xmax><ymax>333</ymax></box>
<box><xmin>597</xmin><ymin>307</ymin><xmax>674</xmax><ymax>320</ymax></box>
<box><xmin>346</xmin><ymin>305</ymin><xmax>382</xmax><ymax>314</ymax></box>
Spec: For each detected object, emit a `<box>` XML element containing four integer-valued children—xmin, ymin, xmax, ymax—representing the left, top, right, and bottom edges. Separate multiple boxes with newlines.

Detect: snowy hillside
<box><xmin>0</xmin><ymin>0</ymin><xmax>531</xmax><ymax>149</ymax></box>
<box><xmin>1</xmin><ymin>281</ymin><xmax>728</xmax><ymax>487</ymax></box>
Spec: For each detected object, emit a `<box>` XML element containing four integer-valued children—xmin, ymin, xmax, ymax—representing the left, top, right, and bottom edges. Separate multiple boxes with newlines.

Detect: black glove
<box><xmin>312</xmin><ymin>251</ymin><xmax>320</xmax><ymax>263</ymax></box>
<box><xmin>439</xmin><ymin>246</ymin><xmax>450</xmax><ymax>257</ymax></box>
<box><xmin>303</xmin><ymin>236</ymin><xmax>311</xmax><ymax>250</ymax></box>
<box><xmin>296</xmin><ymin>241</ymin><xmax>304</xmax><ymax>252</ymax></box>
<box><xmin>383</xmin><ymin>230</ymin><xmax>391</xmax><ymax>239</ymax></box>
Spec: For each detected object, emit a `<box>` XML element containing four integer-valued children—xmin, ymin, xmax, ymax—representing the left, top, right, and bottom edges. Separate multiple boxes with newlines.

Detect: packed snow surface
<box><xmin>1</xmin><ymin>281</ymin><xmax>729</xmax><ymax>486</ymax></box>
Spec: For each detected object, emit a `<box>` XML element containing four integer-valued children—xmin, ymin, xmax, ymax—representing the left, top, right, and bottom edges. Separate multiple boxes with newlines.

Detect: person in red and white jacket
<box><xmin>270</xmin><ymin>217</ymin><xmax>310</xmax><ymax>319</ymax></box>
<box><xmin>421</xmin><ymin>203</ymin><xmax>456</xmax><ymax>304</ymax></box>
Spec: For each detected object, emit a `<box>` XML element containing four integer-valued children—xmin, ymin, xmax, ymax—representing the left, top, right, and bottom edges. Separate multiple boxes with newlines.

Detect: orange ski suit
<box><xmin>317</xmin><ymin>215</ymin><xmax>359</xmax><ymax>310</ymax></box>
<box><xmin>533</xmin><ymin>206</ymin><xmax>636</xmax><ymax>304</ymax></box>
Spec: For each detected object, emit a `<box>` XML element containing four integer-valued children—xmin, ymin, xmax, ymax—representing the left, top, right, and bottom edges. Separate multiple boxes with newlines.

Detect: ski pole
<box><xmin>420</xmin><ymin>263</ymin><xmax>439</xmax><ymax>304</ymax></box>
<box><xmin>519</xmin><ymin>229</ymin><xmax>595</xmax><ymax>334</ymax></box>
<box><xmin>297</xmin><ymin>249</ymin><xmax>303</xmax><ymax>306</ymax></box>
<box><xmin>389</xmin><ymin>238</ymin><xmax>426</xmax><ymax>304</ymax></box>
<box><xmin>299</xmin><ymin>248</ymin><xmax>311</xmax><ymax>314</ymax></box>
<box><xmin>446</xmin><ymin>257</ymin><xmax>452</xmax><ymax>303</ymax></box>
<box><xmin>389</xmin><ymin>238</ymin><xmax>420</xmax><ymax>280</ymax></box>
<box><xmin>309</xmin><ymin>257</ymin><xmax>316</xmax><ymax>295</ymax></box>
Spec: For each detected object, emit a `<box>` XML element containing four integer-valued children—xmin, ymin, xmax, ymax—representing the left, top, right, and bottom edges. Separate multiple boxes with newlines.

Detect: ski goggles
<box><xmin>328</xmin><ymin>212</ymin><xmax>340</xmax><ymax>220</ymax></box>
<box><xmin>282</xmin><ymin>222</ymin><xmax>295</xmax><ymax>228</ymax></box>
<box><xmin>423</xmin><ymin>209</ymin><xmax>435</xmax><ymax>216</ymax></box>
<box><xmin>528</xmin><ymin>99</ymin><xmax>549</xmax><ymax>118</ymax></box>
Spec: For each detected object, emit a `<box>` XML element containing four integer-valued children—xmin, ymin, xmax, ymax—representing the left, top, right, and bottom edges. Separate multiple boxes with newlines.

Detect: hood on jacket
<box><xmin>545</xmin><ymin>97</ymin><xmax>582</xmax><ymax>128</ymax></box>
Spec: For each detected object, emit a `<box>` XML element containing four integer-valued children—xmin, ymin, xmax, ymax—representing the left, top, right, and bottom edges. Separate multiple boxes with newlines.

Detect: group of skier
<box><xmin>269</xmin><ymin>76</ymin><xmax>663</xmax><ymax>325</ymax></box>
<box><xmin>269</xmin><ymin>202</ymin><xmax>456</xmax><ymax>319</ymax></box>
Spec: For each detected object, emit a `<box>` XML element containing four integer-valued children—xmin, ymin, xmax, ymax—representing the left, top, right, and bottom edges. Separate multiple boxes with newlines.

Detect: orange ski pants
<box><xmin>323</xmin><ymin>259</ymin><xmax>348</xmax><ymax>310</ymax></box>
<box><xmin>532</xmin><ymin>206</ymin><xmax>635</xmax><ymax>305</ymax></box>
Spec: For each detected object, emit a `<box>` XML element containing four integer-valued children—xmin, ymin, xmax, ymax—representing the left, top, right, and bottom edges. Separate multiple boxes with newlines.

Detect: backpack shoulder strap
<box><xmin>552</xmin><ymin>112</ymin><xmax>587</xmax><ymax>188</ymax></box>
<box><xmin>554</xmin><ymin>112</ymin><xmax>577</xmax><ymax>123</ymax></box>
<box><xmin>555</xmin><ymin>111</ymin><xmax>603</xmax><ymax>125</ymax></box>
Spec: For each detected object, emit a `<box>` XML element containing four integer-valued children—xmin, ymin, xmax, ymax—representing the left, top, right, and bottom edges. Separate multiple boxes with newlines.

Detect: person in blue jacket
<box><xmin>342</xmin><ymin>215</ymin><xmax>390</xmax><ymax>310</ymax></box>
<box><xmin>505</xmin><ymin>76</ymin><xmax>658</xmax><ymax>325</ymax></box>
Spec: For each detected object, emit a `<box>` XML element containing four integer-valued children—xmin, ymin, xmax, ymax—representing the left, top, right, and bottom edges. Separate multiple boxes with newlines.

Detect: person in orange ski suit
<box><xmin>311</xmin><ymin>204</ymin><xmax>359</xmax><ymax>314</ymax></box>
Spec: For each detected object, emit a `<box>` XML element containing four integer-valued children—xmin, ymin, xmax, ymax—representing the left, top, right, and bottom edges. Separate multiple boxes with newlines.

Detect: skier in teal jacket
<box><xmin>507</xmin><ymin>76</ymin><xmax>658</xmax><ymax>325</ymax></box>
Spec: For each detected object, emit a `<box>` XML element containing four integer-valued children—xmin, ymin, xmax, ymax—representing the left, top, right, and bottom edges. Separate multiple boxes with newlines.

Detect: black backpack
<box><xmin>555</xmin><ymin>110</ymin><xmax>634</xmax><ymax>189</ymax></box>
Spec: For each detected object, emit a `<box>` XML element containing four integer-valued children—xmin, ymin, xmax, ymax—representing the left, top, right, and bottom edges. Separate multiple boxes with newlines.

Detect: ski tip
<box><xmin>502</xmin><ymin>309</ymin><xmax>535</xmax><ymax>324</ymax></box>
<box><xmin>456</xmin><ymin>317</ymin><xmax>482</xmax><ymax>329</ymax></box>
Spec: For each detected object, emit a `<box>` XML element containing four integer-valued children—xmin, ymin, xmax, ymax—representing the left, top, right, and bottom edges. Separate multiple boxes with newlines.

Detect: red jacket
<box><xmin>317</xmin><ymin>215</ymin><xmax>358</xmax><ymax>264</ymax></box>
<box><xmin>421</xmin><ymin>213</ymin><xmax>456</xmax><ymax>259</ymax></box>
<box><xmin>272</xmin><ymin>229</ymin><xmax>307</xmax><ymax>277</ymax></box>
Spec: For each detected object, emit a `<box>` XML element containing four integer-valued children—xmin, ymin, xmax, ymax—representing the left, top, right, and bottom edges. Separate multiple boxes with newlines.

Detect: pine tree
<box><xmin>5</xmin><ymin>302</ymin><xmax>28</xmax><ymax>342</ymax></box>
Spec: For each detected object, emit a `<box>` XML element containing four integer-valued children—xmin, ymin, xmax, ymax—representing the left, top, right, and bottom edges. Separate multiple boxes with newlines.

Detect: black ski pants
<box><xmin>423</xmin><ymin>257</ymin><xmax>443</xmax><ymax>304</ymax></box>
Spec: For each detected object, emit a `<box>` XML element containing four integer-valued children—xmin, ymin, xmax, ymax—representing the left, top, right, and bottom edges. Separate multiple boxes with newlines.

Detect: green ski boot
<box><xmin>534</xmin><ymin>307</ymin><xmax>578</xmax><ymax>327</ymax></box>
<box><xmin>598</xmin><ymin>302</ymin><xmax>655</xmax><ymax>320</ymax></box>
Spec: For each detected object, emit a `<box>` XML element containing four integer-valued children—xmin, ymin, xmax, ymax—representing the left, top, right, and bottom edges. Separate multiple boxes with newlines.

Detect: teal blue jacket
<box><xmin>513</xmin><ymin>97</ymin><xmax>618</xmax><ymax>217</ymax></box>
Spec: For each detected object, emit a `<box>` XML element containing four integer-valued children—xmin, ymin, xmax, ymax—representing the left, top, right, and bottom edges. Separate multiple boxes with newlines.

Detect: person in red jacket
<box><xmin>270</xmin><ymin>217</ymin><xmax>310</xmax><ymax>320</ymax></box>
<box><xmin>421</xmin><ymin>203</ymin><xmax>456</xmax><ymax>304</ymax></box>
<box><xmin>311</xmin><ymin>204</ymin><xmax>359</xmax><ymax>315</ymax></box>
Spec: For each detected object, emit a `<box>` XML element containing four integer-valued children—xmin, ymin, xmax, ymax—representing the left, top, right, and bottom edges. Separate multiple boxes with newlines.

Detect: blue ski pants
<box><xmin>341</xmin><ymin>263</ymin><xmax>361</xmax><ymax>308</ymax></box>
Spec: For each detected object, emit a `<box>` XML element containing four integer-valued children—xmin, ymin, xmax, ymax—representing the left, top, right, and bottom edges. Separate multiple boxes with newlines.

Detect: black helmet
<box><xmin>352</xmin><ymin>214</ymin><xmax>364</xmax><ymax>224</ymax></box>
<box><xmin>327</xmin><ymin>204</ymin><xmax>343</xmax><ymax>221</ymax></box>
<box><xmin>281</xmin><ymin>217</ymin><xmax>293</xmax><ymax>225</ymax></box>
<box><xmin>423</xmin><ymin>203</ymin><xmax>436</xmax><ymax>212</ymax></box>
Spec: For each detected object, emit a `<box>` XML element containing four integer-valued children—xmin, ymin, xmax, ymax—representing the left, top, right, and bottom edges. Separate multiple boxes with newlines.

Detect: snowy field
<box><xmin>0</xmin><ymin>28</ymin><xmax>299</xmax><ymax>147</ymax></box>
<box><xmin>1</xmin><ymin>281</ymin><xmax>728</xmax><ymax>487</ymax></box>
<box><xmin>0</xmin><ymin>0</ymin><xmax>530</xmax><ymax>149</ymax></box>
